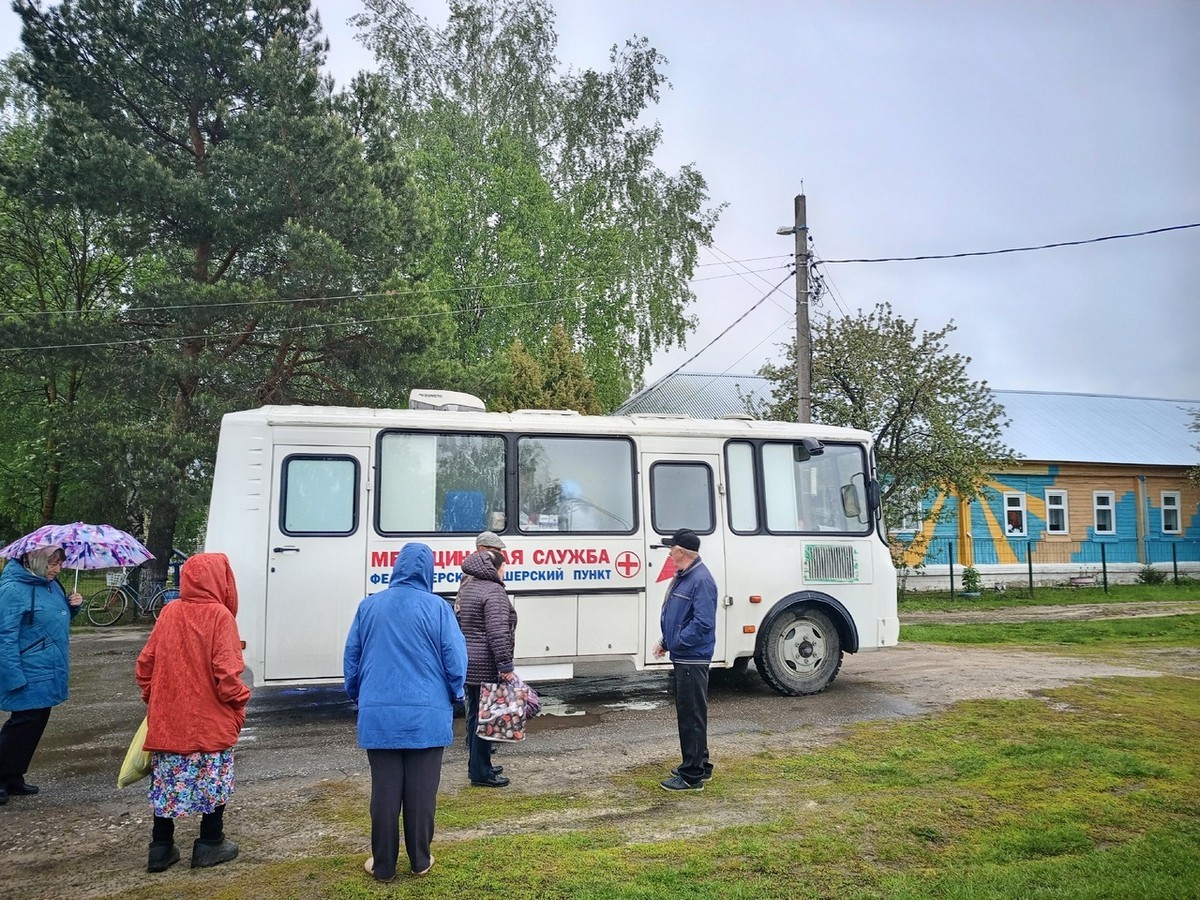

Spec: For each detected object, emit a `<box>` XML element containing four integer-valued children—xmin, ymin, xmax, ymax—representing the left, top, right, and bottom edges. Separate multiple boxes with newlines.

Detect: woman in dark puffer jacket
<box><xmin>455</xmin><ymin>549</ymin><xmax>517</xmax><ymax>787</ymax></box>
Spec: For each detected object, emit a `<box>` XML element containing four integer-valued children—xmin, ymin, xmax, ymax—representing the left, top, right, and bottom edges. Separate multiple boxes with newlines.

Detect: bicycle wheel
<box><xmin>85</xmin><ymin>586</ymin><xmax>129</xmax><ymax>626</ymax></box>
<box><xmin>149</xmin><ymin>587</ymin><xmax>180</xmax><ymax>620</ymax></box>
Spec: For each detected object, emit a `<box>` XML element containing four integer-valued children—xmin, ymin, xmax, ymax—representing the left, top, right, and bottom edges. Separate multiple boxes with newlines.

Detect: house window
<box><xmin>1004</xmin><ymin>493</ymin><xmax>1026</xmax><ymax>536</ymax></box>
<box><xmin>1045</xmin><ymin>490</ymin><xmax>1068</xmax><ymax>534</ymax></box>
<box><xmin>897</xmin><ymin>500</ymin><xmax>922</xmax><ymax>533</ymax></box>
<box><xmin>1093</xmin><ymin>491</ymin><xmax>1115</xmax><ymax>534</ymax></box>
<box><xmin>1161</xmin><ymin>492</ymin><xmax>1181</xmax><ymax>534</ymax></box>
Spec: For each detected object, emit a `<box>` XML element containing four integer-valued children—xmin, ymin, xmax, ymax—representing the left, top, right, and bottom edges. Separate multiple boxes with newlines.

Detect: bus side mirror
<box><xmin>793</xmin><ymin>438</ymin><xmax>825</xmax><ymax>461</ymax></box>
<box><xmin>867</xmin><ymin>480</ymin><xmax>881</xmax><ymax>513</ymax></box>
<box><xmin>841</xmin><ymin>484</ymin><xmax>862</xmax><ymax>519</ymax></box>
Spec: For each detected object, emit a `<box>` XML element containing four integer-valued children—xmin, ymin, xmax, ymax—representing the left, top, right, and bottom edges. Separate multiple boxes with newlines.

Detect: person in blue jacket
<box><xmin>653</xmin><ymin>528</ymin><xmax>718</xmax><ymax>792</ymax></box>
<box><xmin>0</xmin><ymin>545</ymin><xmax>84</xmax><ymax>805</ymax></box>
<box><xmin>344</xmin><ymin>542</ymin><xmax>467</xmax><ymax>883</ymax></box>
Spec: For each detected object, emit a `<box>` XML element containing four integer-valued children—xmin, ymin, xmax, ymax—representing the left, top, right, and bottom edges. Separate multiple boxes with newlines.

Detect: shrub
<box><xmin>961</xmin><ymin>565</ymin><xmax>982</xmax><ymax>593</ymax></box>
<box><xmin>1137</xmin><ymin>565</ymin><xmax>1168</xmax><ymax>585</ymax></box>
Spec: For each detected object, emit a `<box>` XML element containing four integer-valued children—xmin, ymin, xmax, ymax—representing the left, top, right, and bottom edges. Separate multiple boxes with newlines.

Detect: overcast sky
<box><xmin>4</xmin><ymin>1</ymin><xmax>1198</xmax><ymax>401</ymax></box>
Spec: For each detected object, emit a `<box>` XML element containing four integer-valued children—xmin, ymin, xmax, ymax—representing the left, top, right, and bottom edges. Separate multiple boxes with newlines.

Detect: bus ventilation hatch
<box><xmin>803</xmin><ymin>544</ymin><xmax>859</xmax><ymax>583</ymax></box>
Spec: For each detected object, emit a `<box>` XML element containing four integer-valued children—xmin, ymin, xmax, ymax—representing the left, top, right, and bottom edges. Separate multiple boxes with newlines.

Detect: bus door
<box><xmin>641</xmin><ymin>454</ymin><xmax>728</xmax><ymax>666</ymax></box>
<box><xmin>265</xmin><ymin>446</ymin><xmax>369</xmax><ymax>680</ymax></box>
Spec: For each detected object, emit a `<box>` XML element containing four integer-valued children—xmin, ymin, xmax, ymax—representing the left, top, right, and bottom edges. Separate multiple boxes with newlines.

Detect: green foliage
<box><xmin>3</xmin><ymin>1</ymin><xmax>430</xmax><ymax>559</ymax></box>
<box><xmin>1138</xmin><ymin>564</ymin><xmax>1168</xmax><ymax>585</ymax></box>
<box><xmin>491</xmin><ymin>325</ymin><xmax>603</xmax><ymax>414</ymax></box>
<box><xmin>351</xmin><ymin>0</ymin><xmax>722</xmax><ymax>409</ymax></box>
<box><xmin>756</xmin><ymin>302</ymin><xmax>1014</xmax><ymax>531</ymax></box>
<box><xmin>960</xmin><ymin>564</ymin><xmax>982</xmax><ymax>593</ymax></box>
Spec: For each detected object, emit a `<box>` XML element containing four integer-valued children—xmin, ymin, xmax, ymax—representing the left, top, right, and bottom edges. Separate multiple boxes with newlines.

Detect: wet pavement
<box><xmin>13</xmin><ymin>624</ymin><xmax>923</xmax><ymax>814</ymax></box>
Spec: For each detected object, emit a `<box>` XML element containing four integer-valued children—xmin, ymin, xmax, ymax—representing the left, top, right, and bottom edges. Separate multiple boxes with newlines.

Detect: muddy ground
<box><xmin>2</xmin><ymin>601</ymin><xmax>1197</xmax><ymax>899</ymax></box>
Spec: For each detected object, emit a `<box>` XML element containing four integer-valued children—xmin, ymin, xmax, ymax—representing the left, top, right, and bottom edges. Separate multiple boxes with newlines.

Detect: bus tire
<box><xmin>754</xmin><ymin>606</ymin><xmax>843</xmax><ymax>696</ymax></box>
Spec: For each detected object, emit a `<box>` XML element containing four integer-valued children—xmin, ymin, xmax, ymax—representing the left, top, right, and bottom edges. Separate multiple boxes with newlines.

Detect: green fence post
<box><xmin>1027</xmin><ymin>541</ymin><xmax>1034</xmax><ymax>598</ymax></box>
<box><xmin>1100</xmin><ymin>542</ymin><xmax>1109</xmax><ymax>593</ymax></box>
<box><xmin>949</xmin><ymin>539</ymin><xmax>956</xmax><ymax>598</ymax></box>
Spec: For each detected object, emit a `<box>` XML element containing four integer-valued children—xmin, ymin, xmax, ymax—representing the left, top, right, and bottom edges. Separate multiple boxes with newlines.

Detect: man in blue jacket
<box><xmin>344</xmin><ymin>543</ymin><xmax>467</xmax><ymax>882</ymax></box>
<box><xmin>653</xmin><ymin>528</ymin><xmax>718</xmax><ymax>791</ymax></box>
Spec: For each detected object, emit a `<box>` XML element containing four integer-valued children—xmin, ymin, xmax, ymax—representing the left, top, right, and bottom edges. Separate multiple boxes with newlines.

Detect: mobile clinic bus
<box><xmin>204</xmin><ymin>392</ymin><xmax>899</xmax><ymax>695</ymax></box>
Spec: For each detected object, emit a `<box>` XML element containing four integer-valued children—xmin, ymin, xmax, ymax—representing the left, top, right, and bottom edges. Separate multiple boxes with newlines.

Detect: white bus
<box><xmin>204</xmin><ymin>403</ymin><xmax>899</xmax><ymax>695</ymax></box>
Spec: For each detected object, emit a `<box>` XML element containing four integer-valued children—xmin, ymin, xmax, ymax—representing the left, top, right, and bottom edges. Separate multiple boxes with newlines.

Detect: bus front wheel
<box><xmin>755</xmin><ymin>606</ymin><xmax>843</xmax><ymax>696</ymax></box>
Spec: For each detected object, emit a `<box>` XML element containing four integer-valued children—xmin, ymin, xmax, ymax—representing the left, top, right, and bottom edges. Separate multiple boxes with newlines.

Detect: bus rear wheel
<box><xmin>755</xmin><ymin>606</ymin><xmax>843</xmax><ymax>696</ymax></box>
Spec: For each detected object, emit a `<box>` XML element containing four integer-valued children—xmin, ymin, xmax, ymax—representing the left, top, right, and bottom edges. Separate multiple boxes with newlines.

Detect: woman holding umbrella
<box><xmin>0</xmin><ymin>545</ymin><xmax>84</xmax><ymax>805</ymax></box>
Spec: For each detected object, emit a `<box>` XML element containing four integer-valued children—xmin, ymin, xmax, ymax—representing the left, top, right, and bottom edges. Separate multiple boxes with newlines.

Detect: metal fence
<box><xmin>902</xmin><ymin>538</ymin><xmax>1200</xmax><ymax>595</ymax></box>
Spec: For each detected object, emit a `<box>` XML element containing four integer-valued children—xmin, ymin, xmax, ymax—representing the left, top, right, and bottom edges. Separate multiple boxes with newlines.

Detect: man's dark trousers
<box><xmin>673</xmin><ymin>662</ymin><xmax>710</xmax><ymax>784</ymax></box>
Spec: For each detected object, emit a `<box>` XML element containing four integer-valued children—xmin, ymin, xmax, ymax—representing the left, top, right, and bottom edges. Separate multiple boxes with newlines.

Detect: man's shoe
<box><xmin>147</xmin><ymin>841</ymin><xmax>180</xmax><ymax>873</ymax></box>
<box><xmin>491</xmin><ymin>766</ymin><xmax>503</xmax><ymax>775</ymax></box>
<box><xmin>6</xmin><ymin>781</ymin><xmax>38</xmax><ymax>795</ymax></box>
<box><xmin>412</xmin><ymin>854</ymin><xmax>435</xmax><ymax>877</ymax></box>
<box><xmin>364</xmin><ymin>857</ymin><xmax>395</xmax><ymax>883</ymax></box>
<box><xmin>660</xmin><ymin>774</ymin><xmax>703</xmax><ymax>792</ymax></box>
<box><xmin>191</xmin><ymin>837</ymin><xmax>239</xmax><ymax>868</ymax></box>
<box><xmin>470</xmin><ymin>774</ymin><xmax>510</xmax><ymax>788</ymax></box>
<box><xmin>671</xmin><ymin>767</ymin><xmax>713</xmax><ymax>782</ymax></box>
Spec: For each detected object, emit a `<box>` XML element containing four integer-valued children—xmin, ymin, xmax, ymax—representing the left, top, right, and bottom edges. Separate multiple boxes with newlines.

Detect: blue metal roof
<box><xmin>618</xmin><ymin>374</ymin><xmax>1200</xmax><ymax>468</ymax></box>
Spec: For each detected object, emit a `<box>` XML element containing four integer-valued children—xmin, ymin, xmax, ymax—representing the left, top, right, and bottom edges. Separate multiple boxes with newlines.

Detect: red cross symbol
<box><xmin>615</xmin><ymin>551</ymin><xmax>641</xmax><ymax>579</ymax></box>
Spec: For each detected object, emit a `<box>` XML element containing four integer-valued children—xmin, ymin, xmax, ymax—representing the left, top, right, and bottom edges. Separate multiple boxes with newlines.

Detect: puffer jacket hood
<box><xmin>178</xmin><ymin>552</ymin><xmax>238</xmax><ymax>617</ymax></box>
<box><xmin>391</xmin><ymin>543</ymin><xmax>434</xmax><ymax>593</ymax></box>
<box><xmin>461</xmin><ymin>549</ymin><xmax>502</xmax><ymax>584</ymax></box>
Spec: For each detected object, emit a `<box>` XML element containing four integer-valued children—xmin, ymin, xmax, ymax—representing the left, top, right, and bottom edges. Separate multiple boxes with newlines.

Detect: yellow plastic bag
<box><xmin>117</xmin><ymin>716</ymin><xmax>152</xmax><ymax>788</ymax></box>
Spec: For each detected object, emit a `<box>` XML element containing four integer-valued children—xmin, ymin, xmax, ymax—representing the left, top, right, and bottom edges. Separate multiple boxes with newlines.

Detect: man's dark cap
<box><xmin>662</xmin><ymin>528</ymin><xmax>701</xmax><ymax>552</ymax></box>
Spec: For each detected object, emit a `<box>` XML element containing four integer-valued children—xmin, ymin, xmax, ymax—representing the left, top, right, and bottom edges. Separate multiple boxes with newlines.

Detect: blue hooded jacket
<box><xmin>343</xmin><ymin>543</ymin><xmax>467</xmax><ymax>749</ymax></box>
<box><xmin>0</xmin><ymin>560</ymin><xmax>79</xmax><ymax>712</ymax></box>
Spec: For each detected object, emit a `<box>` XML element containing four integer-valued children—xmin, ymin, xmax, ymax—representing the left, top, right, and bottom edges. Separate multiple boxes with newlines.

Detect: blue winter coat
<box><xmin>659</xmin><ymin>557</ymin><xmax>718</xmax><ymax>663</ymax></box>
<box><xmin>0</xmin><ymin>560</ymin><xmax>79</xmax><ymax>712</ymax></box>
<box><xmin>343</xmin><ymin>543</ymin><xmax>467</xmax><ymax>750</ymax></box>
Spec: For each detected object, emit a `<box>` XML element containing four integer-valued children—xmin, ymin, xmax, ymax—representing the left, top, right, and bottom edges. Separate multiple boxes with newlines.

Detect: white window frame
<box><xmin>1045</xmin><ymin>489</ymin><xmax>1069</xmax><ymax>535</ymax></box>
<box><xmin>1161</xmin><ymin>491</ymin><xmax>1181</xmax><ymax>534</ymax></box>
<box><xmin>1093</xmin><ymin>491</ymin><xmax>1116</xmax><ymax>535</ymax></box>
<box><xmin>1003</xmin><ymin>492</ymin><xmax>1027</xmax><ymax>537</ymax></box>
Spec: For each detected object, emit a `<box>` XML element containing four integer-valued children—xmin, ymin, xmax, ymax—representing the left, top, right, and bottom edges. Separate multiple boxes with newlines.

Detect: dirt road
<box><xmin>2</xmin><ymin>602</ymin><xmax>1197</xmax><ymax>899</ymax></box>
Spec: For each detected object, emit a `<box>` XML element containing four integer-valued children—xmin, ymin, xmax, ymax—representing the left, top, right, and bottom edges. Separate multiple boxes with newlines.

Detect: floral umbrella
<box><xmin>0</xmin><ymin>522</ymin><xmax>154</xmax><ymax>589</ymax></box>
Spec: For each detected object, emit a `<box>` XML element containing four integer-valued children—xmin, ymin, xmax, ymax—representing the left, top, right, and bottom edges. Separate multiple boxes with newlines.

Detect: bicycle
<box><xmin>84</xmin><ymin>569</ymin><xmax>180</xmax><ymax>627</ymax></box>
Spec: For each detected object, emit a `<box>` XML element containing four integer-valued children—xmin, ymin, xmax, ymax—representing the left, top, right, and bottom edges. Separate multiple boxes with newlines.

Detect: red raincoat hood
<box><xmin>179</xmin><ymin>552</ymin><xmax>238</xmax><ymax>617</ymax></box>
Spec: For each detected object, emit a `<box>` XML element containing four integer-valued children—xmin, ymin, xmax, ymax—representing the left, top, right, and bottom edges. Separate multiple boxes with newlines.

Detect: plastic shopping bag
<box><xmin>476</xmin><ymin>680</ymin><xmax>529</xmax><ymax>742</ymax></box>
<box><xmin>518</xmin><ymin>676</ymin><xmax>542</xmax><ymax>718</ymax></box>
<box><xmin>117</xmin><ymin>716</ymin><xmax>152</xmax><ymax>788</ymax></box>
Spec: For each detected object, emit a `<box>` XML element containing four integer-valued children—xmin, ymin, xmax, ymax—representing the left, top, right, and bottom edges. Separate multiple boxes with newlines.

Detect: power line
<box><xmin>653</xmin><ymin>270</ymin><xmax>794</xmax><ymax>384</ymax></box>
<box><xmin>3</xmin><ymin>259</ymin><xmax>791</xmax><ymax>320</ymax></box>
<box><xmin>819</xmin><ymin>223</ymin><xmax>1200</xmax><ymax>264</ymax></box>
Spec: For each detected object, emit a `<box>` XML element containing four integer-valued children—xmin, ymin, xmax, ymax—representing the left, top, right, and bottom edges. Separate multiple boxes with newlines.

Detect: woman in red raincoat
<box><xmin>135</xmin><ymin>553</ymin><xmax>250</xmax><ymax>873</ymax></box>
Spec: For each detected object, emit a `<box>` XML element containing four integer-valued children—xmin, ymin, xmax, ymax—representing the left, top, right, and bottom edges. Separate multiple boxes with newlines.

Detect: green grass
<box><xmin>902</xmin><ymin>613</ymin><xmax>1200</xmax><ymax>648</ymax></box>
<box><xmin>898</xmin><ymin>580</ymin><xmax>1200</xmax><ymax>613</ymax></box>
<box><xmin>104</xmin><ymin>675</ymin><xmax>1200</xmax><ymax>899</ymax></box>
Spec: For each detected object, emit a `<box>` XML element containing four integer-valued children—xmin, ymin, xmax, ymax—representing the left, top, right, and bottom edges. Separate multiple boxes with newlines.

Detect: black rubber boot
<box><xmin>191</xmin><ymin>836</ymin><xmax>239</xmax><ymax>868</ymax></box>
<box><xmin>147</xmin><ymin>841</ymin><xmax>180</xmax><ymax>873</ymax></box>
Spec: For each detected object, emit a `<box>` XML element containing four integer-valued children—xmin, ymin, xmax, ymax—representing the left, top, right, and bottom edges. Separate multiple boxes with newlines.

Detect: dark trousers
<box><xmin>367</xmin><ymin>747</ymin><xmax>443</xmax><ymax>880</ymax></box>
<box><xmin>464</xmin><ymin>684</ymin><xmax>497</xmax><ymax>783</ymax></box>
<box><xmin>673</xmin><ymin>663</ymin><xmax>711</xmax><ymax>784</ymax></box>
<box><xmin>0</xmin><ymin>706</ymin><xmax>52</xmax><ymax>786</ymax></box>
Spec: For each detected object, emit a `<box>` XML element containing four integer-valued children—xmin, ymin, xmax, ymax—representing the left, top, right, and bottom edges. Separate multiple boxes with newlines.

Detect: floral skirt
<box><xmin>149</xmin><ymin>749</ymin><xmax>235</xmax><ymax>818</ymax></box>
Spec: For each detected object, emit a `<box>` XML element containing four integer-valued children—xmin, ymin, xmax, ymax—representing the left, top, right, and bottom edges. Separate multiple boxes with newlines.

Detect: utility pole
<box><xmin>792</xmin><ymin>194</ymin><xmax>811</xmax><ymax>423</ymax></box>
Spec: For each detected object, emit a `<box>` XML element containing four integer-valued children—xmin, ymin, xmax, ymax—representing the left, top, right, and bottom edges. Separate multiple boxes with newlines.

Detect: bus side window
<box><xmin>649</xmin><ymin>462</ymin><xmax>715</xmax><ymax>535</ymax></box>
